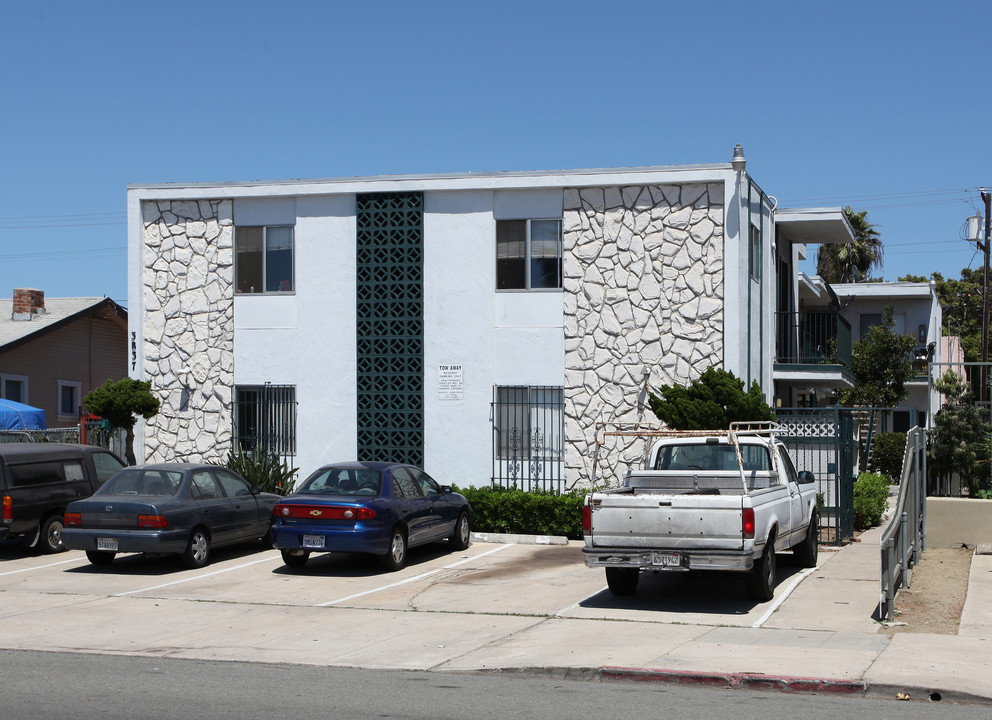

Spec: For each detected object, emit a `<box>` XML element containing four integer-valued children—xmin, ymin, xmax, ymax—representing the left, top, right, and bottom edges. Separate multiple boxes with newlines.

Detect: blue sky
<box><xmin>2</xmin><ymin>0</ymin><xmax>991</xmax><ymax>303</ymax></box>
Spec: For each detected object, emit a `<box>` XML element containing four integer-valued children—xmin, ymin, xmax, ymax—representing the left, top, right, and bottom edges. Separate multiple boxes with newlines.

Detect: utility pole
<box><xmin>981</xmin><ymin>190</ymin><xmax>991</xmax><ymax>405</ymax></box>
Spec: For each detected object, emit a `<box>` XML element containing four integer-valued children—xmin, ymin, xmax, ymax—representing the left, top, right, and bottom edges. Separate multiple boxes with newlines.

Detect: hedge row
<box><xmin>455</xmin><ymin>486</ymin><xmax>586</xmax><ymax>540</ymax></box>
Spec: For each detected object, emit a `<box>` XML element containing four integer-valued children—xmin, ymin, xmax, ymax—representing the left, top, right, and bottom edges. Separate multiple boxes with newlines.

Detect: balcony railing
<box><xmin>776</xmin><ymin>311</ymin><xmax>852</xmax><ymax>367</ymax></box>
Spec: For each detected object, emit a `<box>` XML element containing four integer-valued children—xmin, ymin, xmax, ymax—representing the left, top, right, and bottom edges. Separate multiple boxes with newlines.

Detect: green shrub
<box><xmin>225</xmin><ymin>448</ymin><xmax>298</xmax><ymax>496</ymax></box>
<box><xmin>853</xmin><ymin>471</ymin><xmax>890</xmax><ymax>530</ymax></box>
<box><xmin>454</xmin><ymin>486</ymin><xmax>586</xmax><ymax>540</ymax></box>
<box><xmin>868</xmin><ymin>432</ymin><xmax>906</xmax><ymax>482</ymax></box>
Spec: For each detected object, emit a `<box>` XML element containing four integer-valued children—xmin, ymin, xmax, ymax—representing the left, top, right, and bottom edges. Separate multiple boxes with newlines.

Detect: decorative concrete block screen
<box><xmin>562</xmin><ymin>184</ymin><xmax>725</xmax><ymax>487</ymax></box>
<box><xmin>355</xmin><ymin>192</ymin><xmax>425</xmax><ymax>467</ymax></box>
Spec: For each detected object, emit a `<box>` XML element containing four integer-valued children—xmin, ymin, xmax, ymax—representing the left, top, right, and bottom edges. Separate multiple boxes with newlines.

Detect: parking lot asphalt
<box><xmin>1</xmin><ymin>500</ymin><xmax>991</xmax><ymax>705</ymax></box>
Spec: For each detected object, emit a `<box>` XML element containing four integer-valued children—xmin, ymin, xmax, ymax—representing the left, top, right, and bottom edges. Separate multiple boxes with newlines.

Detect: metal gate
<box><xmin>776</xmin><ymin>407</ymin><xmax>856</xmax><ymax>544</ymax></box>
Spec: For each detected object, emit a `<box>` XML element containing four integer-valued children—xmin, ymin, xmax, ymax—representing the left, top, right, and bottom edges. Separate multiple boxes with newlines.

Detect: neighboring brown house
<box><xmin>0</xmin><ymin>289</ymin><xmax>127</xmax><ymax>428</ymax></box>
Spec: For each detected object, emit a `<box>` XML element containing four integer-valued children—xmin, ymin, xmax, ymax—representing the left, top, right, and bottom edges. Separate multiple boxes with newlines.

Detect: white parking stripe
<box><xmin>751</xmin><ymin>565</ymin><xmax>819</xmax><ymax>628</ymax></box>
<box><xmin>0</xmin><ymin>557</ymin><xmax>88</xmax><ymax>576</ymax></box>
<box><xmin>113</xmin><ymin>555</ymin><xmax>280</xmax><ymax>597</ymax></box>
<box><xmin>317</xmin><ymin>543</ymin><xmax>516</xmax><ymax>607</ymax></box>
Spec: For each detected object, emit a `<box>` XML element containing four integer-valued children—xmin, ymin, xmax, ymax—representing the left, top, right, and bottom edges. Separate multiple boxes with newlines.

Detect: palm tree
<box><xmin>816</xmin><ymin>206</ymin><xmax>883</xmax><ymax>283</ymax></box>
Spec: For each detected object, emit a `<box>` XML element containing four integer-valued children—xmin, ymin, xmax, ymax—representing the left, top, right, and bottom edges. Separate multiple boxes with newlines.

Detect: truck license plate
<box><xmin>652</xmin><ymin>551</ymin><xmax>680</xmax><ymax>568</ymax></box>
<box><xmin>97</xmin><ymin>538</ymin><xmax>118</xmax><ymax>552</ymax></box>
<box><xmin>302</xmin><ymin>535</ymin><xmax>325</xmax><ymax>549</ymax></box>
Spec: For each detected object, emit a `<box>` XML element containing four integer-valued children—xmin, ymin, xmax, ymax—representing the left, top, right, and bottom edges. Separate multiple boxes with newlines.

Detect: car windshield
<box><xmin>96</xmin><ymin>468</ymin><xmax>183</xmax><ymax>497</ymax></box>
<box><xmin>298</xmin><ymin>467</ymin><xmax>382</xmax><ymax>497</ymax></box>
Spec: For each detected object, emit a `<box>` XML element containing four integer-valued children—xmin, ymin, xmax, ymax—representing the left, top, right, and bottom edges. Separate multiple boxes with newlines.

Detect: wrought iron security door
<box><xmin>356</xmin><ymin>192</ymin><xmax>425</xmax><ymax>466</ymax></box>
<box><xmin>776</xmin><ymin>407</ymin><xmax>856</xmax><ymax>544</ymax></box>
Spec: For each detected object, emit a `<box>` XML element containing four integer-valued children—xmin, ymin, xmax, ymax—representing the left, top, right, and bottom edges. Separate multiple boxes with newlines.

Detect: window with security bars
<box><xmin>233</xmin><ymin>385</ymin><xmax>297</xmax><ymax>459</ymax></box>
<box><xmin>496</xmin><ymin>219</ymin><xmax>562</xmax><ymax>290</ymax></box>
<box><xmin>492</xmin><ymin>386</ymin><xmax>564</xmax><ymax>490</ymax></box>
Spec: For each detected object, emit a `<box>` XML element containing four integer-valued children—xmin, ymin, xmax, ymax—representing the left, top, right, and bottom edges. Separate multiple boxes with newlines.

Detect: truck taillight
<box><xmin>742</xmin><ymin>507</ymin><xmax>755</xmax><ymax>539</ymax></box>
<box><xmin>2</xmin><ymin>495</ymin><xmax>11</xmax><ymax>523</ymax></box>
<box><xmin>582</xmin><ymin>505</ymin><xmax>592</xmax><ymax>533</ymax></box>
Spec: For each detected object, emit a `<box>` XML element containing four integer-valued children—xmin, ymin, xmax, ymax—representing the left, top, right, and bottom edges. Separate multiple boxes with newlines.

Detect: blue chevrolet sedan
<box><xmin>271</xmin><ymin>461</ymin><xmax>472</xmax><ymax>571</ymax></box>
<box><xmin>62</xmin><ymin>463</ymin><xmax>281</xmax><ymax>568</ymax></box>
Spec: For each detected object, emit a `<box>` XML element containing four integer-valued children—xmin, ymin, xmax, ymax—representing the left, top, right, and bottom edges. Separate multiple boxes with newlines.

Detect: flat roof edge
<box><xmin>127</xmin><ymin>163</ymin><xmax>734</xmax><ymax>193</ymax></box>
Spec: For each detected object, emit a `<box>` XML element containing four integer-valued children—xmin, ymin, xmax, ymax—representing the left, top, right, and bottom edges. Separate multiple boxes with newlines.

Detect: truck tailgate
<box><xmin>588</xmin><ymin>493</ymin><xmax>745</xmax><ymax>551</ymax></box>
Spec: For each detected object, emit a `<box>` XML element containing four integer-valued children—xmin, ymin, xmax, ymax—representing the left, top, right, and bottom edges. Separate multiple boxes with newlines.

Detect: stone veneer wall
<box><xmin>140</xmin><ymin>200</ymin><xmax>235</xmax><ymax>463</ymax></box>
<box><xmin>563</xmin><ymin>183</ymin><xmax>725</xmax><ymax>487</ymax></box>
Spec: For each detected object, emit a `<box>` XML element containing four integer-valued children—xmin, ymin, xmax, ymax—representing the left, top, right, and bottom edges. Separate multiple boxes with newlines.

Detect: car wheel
<box><xmin>281</xmin><ymin>549</ymin><xmax>309</xmax><ymax>568</ymax></box>
<box><xmin>86</xmin><ymin>550</ymin><xmax>116</xmax><ymax>566</ymax></box>
<box><xmin>449</xmin><ymin>511</ymin><xmax>471</xmax><ymax>551</ymax></box>
<box><xmin>379</xmin><ymin>526</ymin><xmax>407</xmax><ymax>572</ymax></box>
<box><xmin>746</xmin><ymin>535</ymin><xmax>777</xmax><ymax>601</ymax></box>
<box><xmin>792</xmin><ymin>511</ymin><xmax>819</xmax><ymax>569</ymax></box>
<box><xmin>39</xmin><ymin>515</ymin><xmax>67</xmax><ymax>554</ymax></box>
<box><xmin>181</xmin><ymin>528</ymin><xmax>210</xmax><ymax>568</ymax></box>
<box><xmin>605</xmin><ymin>567</ymin><xmax>639</xmax><ymax>596</ymax></box>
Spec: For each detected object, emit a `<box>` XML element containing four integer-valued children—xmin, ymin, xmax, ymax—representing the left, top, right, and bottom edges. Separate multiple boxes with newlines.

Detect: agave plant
<box><xmin>225</xmin><ymin>447</ymin><xmax>298</xmax><ymax>496</ymax></box>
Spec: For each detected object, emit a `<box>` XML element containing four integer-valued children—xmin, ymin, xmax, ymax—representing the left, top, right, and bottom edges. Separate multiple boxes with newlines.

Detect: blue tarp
<box><xmin>0</xmin><ymin>399</ymin><xmax>46</xmax><ymax>431</ymax></box>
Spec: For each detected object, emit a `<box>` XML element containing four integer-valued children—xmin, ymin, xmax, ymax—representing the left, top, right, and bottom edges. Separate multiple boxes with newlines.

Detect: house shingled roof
<box><xmin>0</xmin><ymin>297</ymin><xmax>126</xmax><ymax>351</ymax></box>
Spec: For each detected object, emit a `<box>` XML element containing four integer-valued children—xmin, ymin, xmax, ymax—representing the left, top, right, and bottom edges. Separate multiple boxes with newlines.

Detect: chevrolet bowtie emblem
<box><xmin>309</xmin><ymin>509</ymin><xmax>322</xmax><ymax>516</ymax></box>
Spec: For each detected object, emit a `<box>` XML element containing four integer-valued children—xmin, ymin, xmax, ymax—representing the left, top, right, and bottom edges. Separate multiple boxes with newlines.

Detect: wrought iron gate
<box><xmin>776</xmin><ymin>407</ymin><xmax>856</xmax><ymax>544</ymax></box>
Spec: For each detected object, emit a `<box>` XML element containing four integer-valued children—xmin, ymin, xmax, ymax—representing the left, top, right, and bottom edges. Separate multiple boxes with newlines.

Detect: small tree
<box><xmin>648</xmin><ymin>367</ymin><xmax>774</xmax><ymax>431</ymax></box>
<box><xmin>83</xmin><ymin>378</ymin><xmax>160</xmax><ymax>465</ymax></box>
<box><xmin>929</xmin><ymin>370</ymin><xmax>991</xmax><ymax>496</ymax></box>
<box><xmin>841</xmin><ymin>307</ymin><xmax>917</xmax><ymax>408</ymax></box>
<box><xmin>868</xmin><ymin>431</ymin><xmax>907</xmax><ymax>482</ymax></box>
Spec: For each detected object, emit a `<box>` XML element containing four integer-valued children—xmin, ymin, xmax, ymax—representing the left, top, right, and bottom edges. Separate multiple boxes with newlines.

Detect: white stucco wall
<box><xmin>233</xmin><ymin>194</ymin><xmax>358</xmax><ymax>475</ymax></box>
<box><xmin>421</xmin><ymin>189</ymin><xmax>564</xmax><ymax>485</ymax></box>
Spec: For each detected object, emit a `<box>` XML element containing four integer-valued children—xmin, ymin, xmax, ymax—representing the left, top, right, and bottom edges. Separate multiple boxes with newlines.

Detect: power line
<box><xmin>0</xmin><ymin>221</ymin><xmax>126</xmax><ymax>229</ymax></box>
<box><xmin>0</xmin><ymin>246</ymin><xmax>124</xmax><ymax>260</ymax></box>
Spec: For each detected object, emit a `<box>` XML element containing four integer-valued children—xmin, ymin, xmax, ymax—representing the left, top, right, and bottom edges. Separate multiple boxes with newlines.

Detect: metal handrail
<box><xmin>879</xmin><ymin>427</ymin><xmax>926</xmax><ymax>621</ymax></box>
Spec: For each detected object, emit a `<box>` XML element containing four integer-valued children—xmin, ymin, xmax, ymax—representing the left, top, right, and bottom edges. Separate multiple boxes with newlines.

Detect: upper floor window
<box><xmin>236</xmin><ymin>226</ymin><xmax>294</xmax><ymax>294</ymax></box>
<box><xmin>496</xmin><ymin>219</ymin><xmax>562</xmax><ymax>290</ymax></box>
<box><xmin>748</xmin><ymin>224</ymin><xmax>761</xmax><ymax>281</ymax></box>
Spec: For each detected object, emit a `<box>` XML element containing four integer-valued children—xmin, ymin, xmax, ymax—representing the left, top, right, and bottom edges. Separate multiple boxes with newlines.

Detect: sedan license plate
<box><xmin>652</xmin><ymin>551</ymin><xmax>680</xmax><ymax>568</ymax></box>
<box><xmin>97</xmin><ymin>538</ymin><xmax>118</xmax><ymax>552</ymax></box>
<box><xmin>302</xmin><ymin>535</ymin><xmax>325</xmax><ymax>549</ymax></box>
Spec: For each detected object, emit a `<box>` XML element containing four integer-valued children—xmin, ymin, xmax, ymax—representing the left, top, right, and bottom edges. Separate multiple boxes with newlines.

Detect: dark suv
<box><xmin>0</xmin><ymin>443</ymin><xmax>126</xmax><ymax>553</ymax></box>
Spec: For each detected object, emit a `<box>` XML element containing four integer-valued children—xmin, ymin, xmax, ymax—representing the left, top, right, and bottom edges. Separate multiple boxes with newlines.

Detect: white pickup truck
<box><xmin>582</xmin><ymin>422</ymin><xmax>818</xmax><ymax>600</ymax></box>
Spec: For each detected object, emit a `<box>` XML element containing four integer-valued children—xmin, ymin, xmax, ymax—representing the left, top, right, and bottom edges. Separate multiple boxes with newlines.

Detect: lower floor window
<box><xmin>2</xmin><ymin>374</ymin><xmax>28</xmax><ymax>404</ymax></box>
<box><xmin>492</xmin><ymin>385</ymin><xmax>563</xmax><ymax>490</ymax></box>
<box><xmin>57</xmin><ymin>380</ymin><xmax>81</xmax><ymax>419</ymax></box>
<box><xmin>233</xmin><ymin>384</ymin><xmax>297</xmax><ymax>458</ymax></box>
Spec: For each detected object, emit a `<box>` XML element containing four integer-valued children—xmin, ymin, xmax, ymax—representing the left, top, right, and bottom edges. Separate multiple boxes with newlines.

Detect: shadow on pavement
<box><xmin>580</xmin><ymin>554</ymin><xmax>807</xmax><ymax>614</ymax></box>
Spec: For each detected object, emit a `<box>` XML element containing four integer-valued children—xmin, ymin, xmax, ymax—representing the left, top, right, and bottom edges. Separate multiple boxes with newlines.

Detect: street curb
<box><xmin>601</xmin><ymin>667</ymin><xmax>992</xmax><ymax>704</ymax></box>
<box><xmin>470</xmin><ymin>532</ymin><xmax>570</xmax><ymax>546</ymax></box>
<box><xmin>602</xmin><ymin>666</ymin><xmax>866</xmax><ymax>696</ymax></box>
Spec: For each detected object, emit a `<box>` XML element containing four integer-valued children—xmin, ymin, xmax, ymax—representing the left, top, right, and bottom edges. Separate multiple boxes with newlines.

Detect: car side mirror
<box><xmin>441</xmin><ymin>485</ymin><xmax>453</xmax><ymax>494</ymax></box>
<box><xmin>251</xmin><ymin>485</ymin><xmax>262</xmax><ymax>495</ymax></box>
<box><xmin>797</xmin><ymin>471</ymin><xmax>816</xmax><ymax>485</ymax></box>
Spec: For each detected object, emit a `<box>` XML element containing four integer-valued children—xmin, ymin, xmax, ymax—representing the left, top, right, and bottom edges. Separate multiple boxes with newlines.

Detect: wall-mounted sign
<box><xmin>438</xmin><ymin>364</ymin><xmax>463</xmax><ymax>400</ymax></box>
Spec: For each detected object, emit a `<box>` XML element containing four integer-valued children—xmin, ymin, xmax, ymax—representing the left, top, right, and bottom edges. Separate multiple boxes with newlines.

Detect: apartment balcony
<box><xmin>774</xmin><ymin>311</ymin><xmax>855</xmax><ymax>390</ymax></box>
